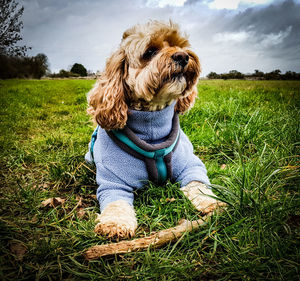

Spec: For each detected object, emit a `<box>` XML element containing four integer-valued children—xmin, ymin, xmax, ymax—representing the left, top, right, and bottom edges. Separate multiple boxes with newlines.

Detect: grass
<box><xmin>0</xmin><ymin>79</ymin><xmax>299</xmax><ymax>280</ymax></box>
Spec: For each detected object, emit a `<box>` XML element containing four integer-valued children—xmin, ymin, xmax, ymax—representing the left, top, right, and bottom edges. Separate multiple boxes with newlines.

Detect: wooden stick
<box><xmin>84</xmin><ymin>213</ymin><xmax>213</xmax><ymax>260</ymax></box>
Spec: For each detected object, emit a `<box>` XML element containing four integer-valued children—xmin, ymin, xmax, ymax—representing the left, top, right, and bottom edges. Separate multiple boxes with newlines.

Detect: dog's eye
<box><xmin>142</xmin><ymin>47</ymin><xmax>158</xmax><ymax>60</ymax></box>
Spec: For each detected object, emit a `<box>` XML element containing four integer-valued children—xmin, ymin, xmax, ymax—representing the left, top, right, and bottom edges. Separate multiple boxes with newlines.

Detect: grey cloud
<box><xmin>184</xmin><ymin>0</ymin><xmax>205</xmax><ymax>5</ymax></box>
<box><xmin>20</xmin><ymin>0</ymin><xmax>173</xmax><ymax>71</ymax></box>
<box><xmin>18</xmin><ymin>0</ymin><xmax>300</xmax><ymax>75</ymax></box>
<box><xmin>229</xmin><ymin>0</ymin><xmax>299</xmax><ymax>33</ymax></box>
<box><xmin>179</xmin><ymin>0</ymin><xmax>300</xmax><ymax>73</ymax></box>
<box><xmin>220</xmin><ymin>0</ymin><xmax>300</xmax><ymax>63</ymax></box>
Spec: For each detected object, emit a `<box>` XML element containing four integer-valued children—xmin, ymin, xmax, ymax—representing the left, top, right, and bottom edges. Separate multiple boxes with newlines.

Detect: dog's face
<box><xmin>123</xmin><ymin>22</ymin><xmax>201</xmax><ymax>110</ymax></box>
<box><xmin>88</xmin><ymin>21</ymin><xmax>201</xmax><ymax>130</ymax></box>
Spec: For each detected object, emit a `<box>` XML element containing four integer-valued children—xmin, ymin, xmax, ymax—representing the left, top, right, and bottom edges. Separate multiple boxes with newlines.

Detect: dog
<box><xmin>85</xmin><ymin>21</ymin><xmax>224</xmax><ymax>239</ymax></box>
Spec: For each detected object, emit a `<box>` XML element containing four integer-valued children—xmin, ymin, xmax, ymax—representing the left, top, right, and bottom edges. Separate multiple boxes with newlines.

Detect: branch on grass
<box><xmin>84</xmin><ymin>212</ymin><xmax>214</xmax><ymax>260</ymax></box>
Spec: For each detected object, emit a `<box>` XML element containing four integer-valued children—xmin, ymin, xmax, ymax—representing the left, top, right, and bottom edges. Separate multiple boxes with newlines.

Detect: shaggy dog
<box><xmin>85</xmin><ymin>21</ymin><xmax>224</xmax><ymax>239</ymax></box>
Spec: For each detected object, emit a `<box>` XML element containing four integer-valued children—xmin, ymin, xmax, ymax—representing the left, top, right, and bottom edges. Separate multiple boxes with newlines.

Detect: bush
<box><xmin>70</xmin><ymin>63</ymin><xmax>87</xmax><ymax>77</ymax></box>
<box><xmin>48</xmin><ymin>70</ymin><xmax>80</xmax><ymax>78</ymax></box>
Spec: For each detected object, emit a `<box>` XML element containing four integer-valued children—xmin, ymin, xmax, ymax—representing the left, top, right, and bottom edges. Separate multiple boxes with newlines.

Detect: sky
<box><xmin>19</xmin><ymin>0</ymin><xmax>300</xmax><ymax>76</ymax></box>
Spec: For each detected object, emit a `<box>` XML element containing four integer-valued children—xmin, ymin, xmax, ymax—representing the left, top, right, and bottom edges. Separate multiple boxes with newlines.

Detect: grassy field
<box><xmin>0</xmin><ymin>79</ymin><xmax>299</xmax><ymax>280</ymax></box>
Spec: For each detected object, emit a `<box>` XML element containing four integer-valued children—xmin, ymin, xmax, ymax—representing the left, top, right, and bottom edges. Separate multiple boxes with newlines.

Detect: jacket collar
<box><xmin>127</xmin><ymin>102</ymin><xmax>176</xmax><ymax>143</ymax></box>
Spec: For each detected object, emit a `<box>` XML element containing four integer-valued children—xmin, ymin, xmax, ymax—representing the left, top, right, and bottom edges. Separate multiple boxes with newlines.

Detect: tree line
<box><xmin>0</xmin><ymin>53</ymin><xmax>50</xmax><ymax>79</ymax></box>
<box><xmin>207</xmin><ymin>69</ymin><xmax>300</xmax><ymax>80</ymax></box>
<box><xmin>0</xmin><ymin>0</ymin><xmax>89</xmax><ymax>79</ymax></box>
<box><xmin>0</xmin><ymin>53</ymin><xmax>89</xmax><ymax>79</ymax></box>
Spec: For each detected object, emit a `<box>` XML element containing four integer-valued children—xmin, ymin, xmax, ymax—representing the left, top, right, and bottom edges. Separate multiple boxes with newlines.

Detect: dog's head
<box><xmin>88</xmin><ymin>21</ymin><xmax>201</xmax><ymax>130</ymax></box>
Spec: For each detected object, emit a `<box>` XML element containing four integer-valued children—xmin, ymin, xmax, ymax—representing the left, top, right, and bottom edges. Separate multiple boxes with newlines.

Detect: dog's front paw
<box><xmin>181</xmin><ymin>181</ymin><xmax>226</xmax><ymax>214</ymax></box>
<box><xmin>94</xmin><ymin>200</ymin><xmax>137</xmax><ymax>239</ymax></box>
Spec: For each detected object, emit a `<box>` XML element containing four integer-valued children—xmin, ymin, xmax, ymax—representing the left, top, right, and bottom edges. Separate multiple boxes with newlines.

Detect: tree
<box><xmin>70</xmin><ymin>63</ymin><xmax>87</xmax><ymax>77</ymax></box>
<box><xmin>207</xmin><ymin>71</ymin><xmax>220</xmax><ymax>79</ymax></box>
<box><xmin>283</xmin><ymin>71</ymin><xmax>300</xmax><ymax>80</ymax></box>
<box><xmin>265</xmin><ymin>69</ymin><xmax>282</xmax><ymax>80</ymax></box>
<box><xmin>32</xmin><ymin>53</ymin><xmax>49</xmax><ymax>78</ymax></box>
<box><xmin>0</xmin><ymin>0</ymin><xmax>30</xmax><ymax>56</ymax></box>
<box><xmin>253</xmin><ymin>69</ymin><xmax>264</xmax><ymax>77</ymax></box>
<box><xmin>228</xmin><ymin>70</ymin><xmax>244</xmax><ymax>79</ymax></box>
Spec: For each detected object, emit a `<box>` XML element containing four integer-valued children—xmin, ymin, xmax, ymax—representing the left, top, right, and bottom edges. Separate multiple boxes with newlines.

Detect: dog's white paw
<box><xmin>94</xmin><ymin>200</ymin><xmax>137</xmax><ymax>239</ymax></box>
<box><xmin>181</xmin><ymin>181</ymin><xmax>226</xmax><ymax>214</ymax></box>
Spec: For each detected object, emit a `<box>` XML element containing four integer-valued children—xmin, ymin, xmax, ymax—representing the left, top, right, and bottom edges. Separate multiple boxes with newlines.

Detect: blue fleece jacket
<box><xmin>85</xmin><ymin>102</ymin><xmax>210</xmax><ymax>211</ymax></box>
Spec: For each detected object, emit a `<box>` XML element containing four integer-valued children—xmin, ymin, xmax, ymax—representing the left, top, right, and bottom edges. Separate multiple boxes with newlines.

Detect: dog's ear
<box><xmin>87</xmin><ymin>49</ymin><xmax>128</xmax><ymax>130</ymax></box>
<box><xmin>175</xmin><ymin>87</ymin><xmax>198</xmax><ymax>114</ymax></box>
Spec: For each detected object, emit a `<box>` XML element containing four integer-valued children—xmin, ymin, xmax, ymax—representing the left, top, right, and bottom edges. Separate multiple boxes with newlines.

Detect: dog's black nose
<box><xmin>171</xmin><ymin>52</ymin><xmax>189</xmax><ymax>68</ymax></box>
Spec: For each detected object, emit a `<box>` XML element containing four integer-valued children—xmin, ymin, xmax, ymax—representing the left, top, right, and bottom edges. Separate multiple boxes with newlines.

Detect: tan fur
<box><xmin>87</xmin><ymin>20</ymin><xmax>201</xmax><ymax>129</ymax></box>
<box><xmin>181</xmin><ymin>181</ymin><xmax>227</xmax><ymax>214</ymax></box>
<box><xmin>94</xmin><ymin>200</ymin><xmax>137</xmax><ymax>239</ymax></box>
<box><xmin>87</xmin><ymin>49</ymin><xmax>129</xmax><ymax>130</ymax></box>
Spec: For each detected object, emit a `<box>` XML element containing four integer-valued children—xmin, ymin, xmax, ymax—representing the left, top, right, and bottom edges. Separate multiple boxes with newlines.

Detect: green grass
<box><xmin>0</xmin><ymin>79</ymin><xmax>299</xmax><ymax>280</ymax></box>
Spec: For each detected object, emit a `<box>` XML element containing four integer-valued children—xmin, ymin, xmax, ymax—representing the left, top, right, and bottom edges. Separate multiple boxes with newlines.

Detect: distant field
<box><xmin>0</xmin><ymin>79</ymin><xmax>299</xmax><ymax>280</ymax></box>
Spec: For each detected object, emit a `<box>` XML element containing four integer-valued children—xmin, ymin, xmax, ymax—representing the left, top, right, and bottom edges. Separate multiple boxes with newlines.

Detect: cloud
<box><xmin>208</xmin><ymin>0</ymin><xmax>273</xmax><ymax>10</ymax></box>
<box><xmin>19</xmin><ymin>0</ymin><xmax>300</xmax><ymax>75</ymax></box>
<box><xmin>147</xmin><ymin>0</ymin><xmax>188</xmax><ymax>7</ymax></box>
<box><xmin>21</xmin><ymin>0</ymin><xmax>173</xmax><ymax>72</ymax></box>
<box><xmin>259</xmin><ymin>26</ymin><xmax>292</xmax><ymax>47</ymax></box>
<box><xmin>220</xmin><ymin>0</ymin><xmax>300</xmax><ymax>58</ymax></box>
<box><xmin>208</xmin><ymin>0</ymin><xmax>241</xmax><ymax>10</ymax></box>
<box><xmin>213</xmin><ymin>31</ymin><xmax>250</xmax><ymax>43</ymax></box>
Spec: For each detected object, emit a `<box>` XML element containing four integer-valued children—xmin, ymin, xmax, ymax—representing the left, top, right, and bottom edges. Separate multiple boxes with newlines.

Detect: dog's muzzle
<box><xmin>171</xmin><ymin>52</ymin><xmax>189</xmax><ymax>68</ymax></box>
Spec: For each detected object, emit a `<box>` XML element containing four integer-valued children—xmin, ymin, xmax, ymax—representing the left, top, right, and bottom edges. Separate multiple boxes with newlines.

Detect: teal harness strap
<box><xmin>89</xmin><ymin>113</ymin><xmax>180</xmax><ymax>184</ymax></box>
<box><xmin>90</xmin><ymin>126</ymin><xmax>99</xmax><ymax>161</ymax></box>
<box><xmin>111</xmin><ymin>129</ymin><xmax>180</xmax><ymax>184</ymax></box>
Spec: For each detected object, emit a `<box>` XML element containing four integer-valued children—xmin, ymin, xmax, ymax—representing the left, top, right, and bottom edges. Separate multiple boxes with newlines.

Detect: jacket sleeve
<box><xmin>172</xmin><ymin>130</ymin><xmax>211</xmax><ymax>188</ymax></box>
<box><xmin>93</xmin><ymin>129</ymin><xmax>147</xmax><ymax>211</ymax></box>
<box><xmin>95</xmin><ymin>161</ymin><xmax>135</xmax><ymax>212</ymax></box>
